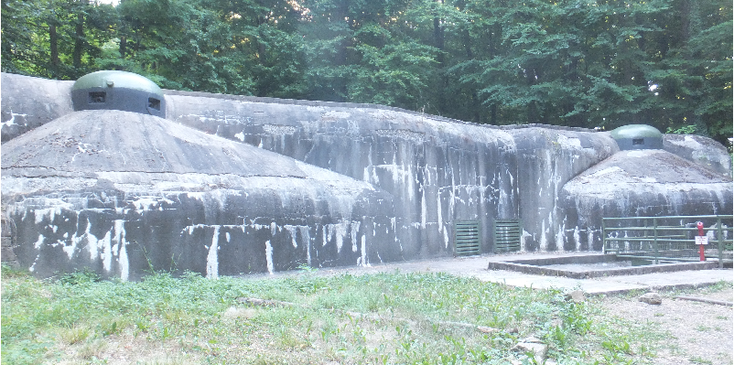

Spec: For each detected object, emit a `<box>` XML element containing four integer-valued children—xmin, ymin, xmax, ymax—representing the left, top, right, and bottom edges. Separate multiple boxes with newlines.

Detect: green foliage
<box><xmin>1</xmin><ymin>263</ymin><xmax>29</xmax><ymax>278</ymax></box>
<box><xmin>666</xmin><ymin>124</ymin><xmax>697</xmax><ymax>135</ymax></box>
<box><xmin>1</xmin><ymin>0</ymin><xmax>731</xmax><ymax>143</ymax></box>
<box><xmin>1</xmin><ymin>269</ymin><xmax>678</xmax><ymax>364</ymax></box>
<box><xmin>59</xmin><ymin>268</ymin><xmax>100</xmax><ymax>285</ymax></box>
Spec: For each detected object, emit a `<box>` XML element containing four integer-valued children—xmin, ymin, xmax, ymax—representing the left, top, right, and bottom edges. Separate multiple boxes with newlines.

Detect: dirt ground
<box><xmin>600</xmin><ymin>287</ymin><xmax>733</xmax><ymax>365</ymax></box>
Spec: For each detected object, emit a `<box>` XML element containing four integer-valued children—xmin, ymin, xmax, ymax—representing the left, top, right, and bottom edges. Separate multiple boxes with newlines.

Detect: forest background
<box><xmin>1</xmin><ymin>0</ymin><xmax>731</xmax><ymax>145</ymax></box>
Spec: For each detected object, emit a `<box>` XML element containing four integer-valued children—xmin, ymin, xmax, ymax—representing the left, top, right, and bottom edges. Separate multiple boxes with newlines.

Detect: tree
<box><xmin>646</xmin><ymin>0</ymin><xmax>732</xmax><ymax>145</ymax></box>
<box><xmin>449</xmin><ymin>0</ymin><xmax>677</xmax><ymax>128</ymax></box>
<box><xmin>1</xmin><ymin>0</ymin><xmax>730</xmax><ymax>144</ymax></box>
<box><xmin>2</xmin><ymin>0</ymin><xmax>115</xmax><ymax>79</ymax></box>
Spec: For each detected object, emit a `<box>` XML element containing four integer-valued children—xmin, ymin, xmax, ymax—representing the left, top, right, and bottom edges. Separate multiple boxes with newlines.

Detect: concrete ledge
<box><xmin>500</xmin><ymin>253</ymin><xmax>614</xmax><ymax>265</ymax></box>
<box><xmin>487</xmin><ymin>255</ymin><xmax>719</xmax><ymax>279</ymax></box>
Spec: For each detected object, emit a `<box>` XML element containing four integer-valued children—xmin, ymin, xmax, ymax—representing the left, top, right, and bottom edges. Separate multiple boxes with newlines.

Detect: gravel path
<box><xmin>600</xmin><ymin>287</ymin><xmax>733</xmax><ymax>365</ymax></box>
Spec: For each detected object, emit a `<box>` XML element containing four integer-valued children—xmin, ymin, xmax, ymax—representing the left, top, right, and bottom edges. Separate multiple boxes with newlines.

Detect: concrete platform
<box><xmin>316</xmin><ymin>253</ymin><xmax>733</xmax><ymax>295</ymax></box>
<box><xmin>485</xmin><ymin>253</ymin><xmax>719</xmax><ymax>279</ymax></box>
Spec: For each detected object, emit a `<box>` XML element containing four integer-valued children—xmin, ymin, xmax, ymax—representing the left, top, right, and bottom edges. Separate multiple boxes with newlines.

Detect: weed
<box><xmin>638</xmin><ymin>343</ymin><xmax>654</xmax><ymax>357</ymax></box>
<box><xmin>78</xmin><ymin>338</ymin><xmax>108</xmax><ymax>360</ymax></box>
<box><xmin>1</xmin><ymin>263</ymin><xmax>28</xmax><ymax>278</ymax></box>
<box><xmin>689</xmin><ymin>356</ymin><xmax>714</xmax><ymax>364</ymax></box>
<box><xmin>59</xmin><ymin>325</ymin><xmax>91</xmax><ymax>345</ymax></box>
<box><xmin>602</xmin><ymin>339</ymin><xmax>632</xmax><ymax>355</ymax></box>
<box><xmin>59</xmin><ymin>268</ymin><xmax>100</xmax><ymax>285</ymax></box>
<box><xmin>547</xmin><ymin>325</ymin><xmax>570</xmax><ymax>349</ymax></box>
<box><xmin>297</xmin><ymin>263</ymin><xmax>318</xmax><ymax>273</ymax></box>
<box><xmin>703</xmin><ymin>280</ymin><xmax>733</xmax><ymax>293</ymax></box>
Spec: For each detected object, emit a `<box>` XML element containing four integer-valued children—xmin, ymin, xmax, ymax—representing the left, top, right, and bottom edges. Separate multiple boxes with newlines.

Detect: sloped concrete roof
<box><xmin>2</xmin><ymin>110</ymin><xmax>307</xmax><ymax>178</ymax></box>
<box><xmin>1</xmin><ymin>110</ymin><xmax>385</xmax><ymax>205</ymax></box>
<box><xmin>566</xmin><ymin>150</ymin><xmax>730</xmax><ymax>188</ymax></box>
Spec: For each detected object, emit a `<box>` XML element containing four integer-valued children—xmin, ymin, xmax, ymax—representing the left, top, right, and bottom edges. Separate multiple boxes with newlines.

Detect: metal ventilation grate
<box><xmin>494</xmin><ymin>219</ymin><xmax>521</xmax><ymax>253</ymax></box>
<box><xmin>454</xmin><ymin>221</ymin><xmax>481</xmax><ymax>256</ymax></box>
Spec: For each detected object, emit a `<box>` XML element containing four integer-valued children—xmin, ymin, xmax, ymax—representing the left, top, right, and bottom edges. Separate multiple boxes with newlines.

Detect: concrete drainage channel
<box><xmin>486</xmin><ymin>253</ymin><xmax>720</xmax><ymax>279</ymax></box>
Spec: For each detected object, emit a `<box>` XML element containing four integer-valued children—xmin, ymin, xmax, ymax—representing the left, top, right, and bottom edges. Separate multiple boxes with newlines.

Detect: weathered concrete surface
<box><xmin>2</xmin><ymin>110</ymin><xmax>395</xmax><ymax>279</ymax></box>
<box><xmin>1</xmin><ymin>73</ymin><xmax>74</xmax><ymax>142</ymax></box>
<box><xmin>1</xmin><ymin>215</ymin><xmax>19</xmax><ymax>268</ymax></box>
<box><xmin>663</xmin><ymin>134</ymin><xmax>732</xmax><ymax>176</ymax></box>
<box><xmin>486</xmin><ymin>257</ymin><xmax>719</xmax><ymax>279</ymax></box>
<box><xmin>1</xmin><ymin>72</ymin><xmax>732</xmax><ymax>279</ymax></box>
<box><xmin>166</xmin><ymin>91</ymin><xmax>626</xmax><ymax>255</ymax></box>
<box><xmin>561</xmin><ymin>150</ymin><xmax>733</xmax><ymax>250</ymax></box>
<box><xmin>505</xmin><ymin>127</ymin><xmax>618</xmax><ymax>252</ymax></box>
<box><xmin>167</xmin><ymin>91</ymin><xmax>523</xmax><ymax>256</ymax></box>
<box><xmin>2</xmin><ymin>110</ymin><xmax>308</xmax><ymax>177</ymax></box>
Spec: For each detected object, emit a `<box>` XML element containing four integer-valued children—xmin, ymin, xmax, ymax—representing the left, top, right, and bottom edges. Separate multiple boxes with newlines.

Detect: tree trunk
<box><xmin>118</xmin><ymin>0</ymin><xmax>127</xmax><ymax>59</ymax></box>
<box><xmin>119</xmin><ymin>36</ymin><xmax>127</xmax><ymax>59</ymax></box>
<box><xmin>73</xmin><ymin>13</ymin><xmax>84</xmax><ymax>71</ymax></box>
<box><xmin>433</xmin><ymin>0</ymin><xmax>446</xmax><ymax>114</ymax></box>
<box><xmin>680</xmin><ymin>0</ymin><xmax>691</xmax><ymax>45</ymax></box>
<box><xmin>333</xmin><ymin>0</ymin><xmax>349</xmax><ymax>101</ymax></box>
<box><xmin>255</xmin><ymin>16</ymin><xmax>269</xmax><ymax>96</ymax></box>
<box><xmin>49</xmin><ymin>23</ymin><xmax>59</xmax><ymax>78</ymax></box>
<box><xmin>433</xmin><ymin>17</ymin><xmax>444</xmax><ymax>63</ymax></box>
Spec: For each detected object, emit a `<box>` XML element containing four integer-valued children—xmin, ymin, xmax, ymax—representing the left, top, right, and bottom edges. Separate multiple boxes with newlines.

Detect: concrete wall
<box><xmin>164</xmin><ymin>91</ymin><xmax>627</xmax><ymax>255</ymax></box>
<box><xmin>2</xmin><ymin>110</ymin><xmax>396</xmax><ymax>279</ymax></box>
<box><xmin>1</xmin><ymin>73</ymin><xmax>74</xmax><ymax>142</ymax></box>
<box><xmin>166</xmin><ymin>92</ymin><xmax>522</xmax><ymax>256</ymax></box>
<box><xmin>5</xmin><ymin>186</ymin><xmax>395</xmax><ymax>280</ymax></box>
<box><xmin>2</xmin><ymin>72</ymin><xmax>732</xmax><ymax>278</ymax></box>
<box><xmin>506</xmin><ymin>128</ymin><xmax>618</xmax><ymax>252</ymax></box>
<box><xmin>663</xmin><ymin>134</ymin><xmax>732</xmax><ymax>176</ymax></box>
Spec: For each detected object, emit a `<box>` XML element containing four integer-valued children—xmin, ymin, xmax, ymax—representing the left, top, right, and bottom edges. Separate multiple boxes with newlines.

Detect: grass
<box><xmin>1</xmin><ymin>264</ymin><xmax>680</xmax><ymax>365</ymax></box>
<box><xmin>689</xmin><ymin>356</ymin><xmax>714</xmax><ymax>365</ymax></box>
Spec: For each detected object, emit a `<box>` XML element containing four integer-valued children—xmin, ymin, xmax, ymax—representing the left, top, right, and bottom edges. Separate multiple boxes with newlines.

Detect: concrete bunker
<box><xmin>2</xmin><ymin>71</ymin><xmax>732</xmax><ymax>279</ymax></box>
<box><xmin>2</xmin><ymin>108</ymin><xmax>396</xmax><ymax>280</ymax></box>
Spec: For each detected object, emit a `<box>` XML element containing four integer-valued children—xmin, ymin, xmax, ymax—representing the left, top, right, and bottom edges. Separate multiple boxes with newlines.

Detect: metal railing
<box><xmin>602</xmin><ymin>215</ymin><xmax>733</xmax><ymax>268</ymax></box>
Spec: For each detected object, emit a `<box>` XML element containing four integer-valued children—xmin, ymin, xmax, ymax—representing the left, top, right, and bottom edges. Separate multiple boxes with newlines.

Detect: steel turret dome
<box><xmin>71</xmin><ymin>70</ymin><xmax>166</xmax><ymax>117</ymax></box>
<box><xmin>610</xmin><ymin>124</ymin><xmax>663</xmax><ymax>150</ymax></box>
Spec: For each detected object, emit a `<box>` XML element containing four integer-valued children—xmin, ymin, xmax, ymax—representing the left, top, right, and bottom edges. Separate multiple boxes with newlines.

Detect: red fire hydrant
<box><xmin>696</xmin><ymin>221</ymin><xmax>706</xmax><ymax>261</ymax></box>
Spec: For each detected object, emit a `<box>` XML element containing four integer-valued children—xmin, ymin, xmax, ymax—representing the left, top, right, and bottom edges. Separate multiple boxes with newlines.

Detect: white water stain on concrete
<box><xmin>100</xmin><ymin>230</ymin><xmax>113</xmax><ymax>273</ymax></box>
<box><xmin>265</xmin><ymin>240</ymin><xmax>274</xmax><ymax>274</ymax></box>
<box><xmin>359</xmin><ymin>235</ymin><xmax>368</xmax><ymax>267</ymax></box>
<box><xmin>2</xmin><ymin>109</ymin><xmax>28</xmax><ymax>128</ymax></box>
<box><xmin>206</xmin><ymin>226</ymin><xmax>220</xmax><ymax>279</ymax></box>
<box><xmin>350</xmin><ymin>221</ymin><xmax>361</xmax><ymax>252</ymax></box>
<box><xmin>284</xmin><ymin>225</ymin><xmax>299</xmax><ymax>248</ymax></box>
<box><xmin>300</xmin><ymin>226</ymin><xmax>312</xmax><ymax>266</ymax></box>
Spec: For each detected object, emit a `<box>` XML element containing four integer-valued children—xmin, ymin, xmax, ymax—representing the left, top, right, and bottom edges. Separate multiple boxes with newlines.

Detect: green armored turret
<box><xmin>71</xmin><ymin>70</ymin><xmax>165</xmax><ymax>117</ymax></box>
<box><xmin>611</xmin><ymin>124</ymin><xmax>663</xmax><ymax>150</ymax></box>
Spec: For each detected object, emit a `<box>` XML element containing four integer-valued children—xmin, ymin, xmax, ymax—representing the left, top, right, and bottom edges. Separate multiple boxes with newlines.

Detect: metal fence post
<box><xmin>602</xmin><ymin>218</ymin><xmax>607</xmax><ymax>254</ymax></box>
<box><xmin>717</xmin><ymin>216</ymin><xmax>724</xmax><ymax>268</ymax></box>
<box><xmin>653</xmin><ymin>218</ymin><xmax>659</xmax><ymax>264</ymax></box>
